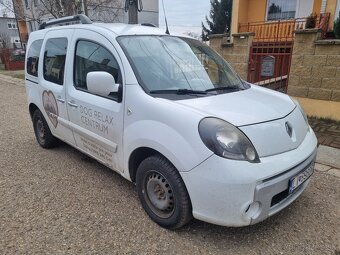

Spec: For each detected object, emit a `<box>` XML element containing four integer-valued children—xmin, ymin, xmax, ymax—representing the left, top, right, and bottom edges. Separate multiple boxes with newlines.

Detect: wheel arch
<box><xmin>29</xmin><ymin>103</ymin><xmax>40</xmax><ymax>120</ymax></box>
<box><xmin>128</xmin><ymin>147</ymin><xmax>168</xmax><ymax>183</ymax></box>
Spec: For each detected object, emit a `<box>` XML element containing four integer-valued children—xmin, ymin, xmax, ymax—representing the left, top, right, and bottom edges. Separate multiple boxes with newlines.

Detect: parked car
<box><xmin>25</xmin><ymin>15</ymin><xmax>317</xmax><ymax>229</ymax></box>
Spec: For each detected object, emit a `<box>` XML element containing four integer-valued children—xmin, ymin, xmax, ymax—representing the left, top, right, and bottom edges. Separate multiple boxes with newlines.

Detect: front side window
<box><xmin>74</xmin><ymin>40</ymin><xmax>121</xmax><ymax>100</ymax></box>
<box><xmin>267</xmin><ymin>0</ymin><xmax>297</xmax><ymax>21</ymax></box>
<box><xmin>43</xmin><ymin>38</ymin><xmax>67</xmax><ymax>85</ymax></box>
<box><xmin>118</xmin><ymin>35</ymin><xmax>245</xmax><ymax>97</ymax></box>
<box><xmin>26</xmin><ymin>39</ymin><xmax>43</xmax><ymax>77</ymax></box>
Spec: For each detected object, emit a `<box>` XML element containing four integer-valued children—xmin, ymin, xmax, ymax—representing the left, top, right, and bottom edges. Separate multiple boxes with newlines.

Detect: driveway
<box><xmin>0</xmin><ymin>75</ymin><xmax>339</xmax><ymax>254</ymax></box>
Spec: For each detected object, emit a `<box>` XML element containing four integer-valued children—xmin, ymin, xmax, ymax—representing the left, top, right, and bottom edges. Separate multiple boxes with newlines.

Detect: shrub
<box><xmin>305</xmin><ymin>13</ymin><xmax>317</xmax><ymax>29</ymax></box>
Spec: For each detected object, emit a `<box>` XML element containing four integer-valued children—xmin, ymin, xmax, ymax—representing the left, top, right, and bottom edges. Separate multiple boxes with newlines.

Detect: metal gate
<box><xmin>247</xmin><ymin>41</ymin><xmax>293</xmax><ymax>93</ymax></box>
<box><xmin>244</xmin><ymin>13</ymin><xmax>330</xmax><ymax>93</ymax></box>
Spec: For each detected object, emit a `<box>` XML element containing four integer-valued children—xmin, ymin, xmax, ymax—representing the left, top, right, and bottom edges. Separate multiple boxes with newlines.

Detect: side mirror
<box><xmin>86</xmin><ymin>71</ymin><xmax>119</xmax><ymax>97</ymax></box>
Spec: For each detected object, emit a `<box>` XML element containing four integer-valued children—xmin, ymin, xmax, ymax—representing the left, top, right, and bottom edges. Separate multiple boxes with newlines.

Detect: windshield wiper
<box><xmin>205</xmin><ymin>86</ymin><xmax>243</xmax><ymax>92</ymax></box>
<box><xmin>150</xmin><ymin>89</ymin><xmax>209</xmax><ymax>95</ymax></box>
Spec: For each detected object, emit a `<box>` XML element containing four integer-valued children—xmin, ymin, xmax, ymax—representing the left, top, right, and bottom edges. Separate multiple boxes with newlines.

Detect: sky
<box><xmin>159</xmin><ymin>0</ymin><xmax>211</xmax><ymax>36</ymax></box>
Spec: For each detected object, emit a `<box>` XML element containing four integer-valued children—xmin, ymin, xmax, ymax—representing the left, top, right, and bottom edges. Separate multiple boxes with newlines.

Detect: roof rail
<box><xmin>39</xmin><ymin>14</ymin><xmax>92</xmax><ymax>30</ymax></box>
<box><xmin>141</xmin><ymin>23</ymin><xmax>157</xmax><ymax>28</ymax></box>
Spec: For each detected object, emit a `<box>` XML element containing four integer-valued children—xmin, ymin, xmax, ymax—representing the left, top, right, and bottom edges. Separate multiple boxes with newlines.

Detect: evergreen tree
<box><xmin>334</xmin><ymin>11</ymin><xmax>340</xmax><ymax>39</ymax></box>
<box><xmin>202</xmin><ymin>0</ymin><xmax>232</xmax><ymax>41</ymax></box>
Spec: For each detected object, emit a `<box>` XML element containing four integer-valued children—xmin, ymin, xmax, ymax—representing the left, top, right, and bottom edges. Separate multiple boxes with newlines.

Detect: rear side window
<box><xmin>43</xmin><ymin>38</ymin><xmax>67</xmax><ymax>85</ymax></box>
<box><xmin>74</xmin><ymin>40</ymin><xmax>121</xmax><ymax>100</ymax></box>
<box><xmin>26</xmin><ymin>39</ymin><xmax>43</xmax><ymax>77</ymax></box>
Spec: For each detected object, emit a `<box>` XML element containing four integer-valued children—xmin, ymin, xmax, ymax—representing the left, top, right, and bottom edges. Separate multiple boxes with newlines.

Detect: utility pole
<box><xmin>83</xmin><ymin>0</ymin><xmax>88</xmax><ymax>16</ymax></box>
<box><xmin>128</xmin><ymin>0</ymin><xmax>138</xmax><ymax>24</ymax></box>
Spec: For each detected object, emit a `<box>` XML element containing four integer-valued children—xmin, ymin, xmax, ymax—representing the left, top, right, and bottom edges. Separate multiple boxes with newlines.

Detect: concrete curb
<box><xmin>315</xmin><ymin>145</ymin><xmax>340</xmax><ymax>178</ymax></box>
<box><xmin>316</xmin><ymin>145</ymin><xmax>340</xmax><ymax>169</ymax></box>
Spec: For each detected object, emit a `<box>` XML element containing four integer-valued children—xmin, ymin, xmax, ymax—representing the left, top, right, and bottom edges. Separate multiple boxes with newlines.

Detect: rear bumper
<box><xmin>180</xmin><ymin>128</ymin><xmax>317</xmax><ymax>227</ymax></box>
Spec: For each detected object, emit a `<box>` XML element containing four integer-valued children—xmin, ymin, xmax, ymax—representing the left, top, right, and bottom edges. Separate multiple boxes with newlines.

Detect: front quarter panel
<box><xmin>123</xmin><ymin>85</ymin><xmax>213</xmax><ymax>177</ymax></box>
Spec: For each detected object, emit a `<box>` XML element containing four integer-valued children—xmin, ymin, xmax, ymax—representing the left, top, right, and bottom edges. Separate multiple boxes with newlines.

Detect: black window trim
<box><xmin>73</xmin><ymin>38</ymin><xmax>123</xmax><ymax>103</ymax></box>
<box><xmin>43</xmin><ymin>37</ymin><xmax>68</xmax><ymax>86</ymax></box>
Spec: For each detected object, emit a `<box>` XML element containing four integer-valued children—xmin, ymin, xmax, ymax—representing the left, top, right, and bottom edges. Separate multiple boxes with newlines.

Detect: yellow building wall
<box><xmin>296</xmin><ymin>97</ymin><xmax>340</xmax><ymax>121</ymax></box>
<box><xmin>313</xmin><ymin>0</ymin><xmax>322</xmax><ymax>13</ymax></box>
<box><xmin>238</xmin><ymin>0</ymin><xmax>249</xmax><ymax>24</ymax></box>
<box><xmin>325</xmin><ymin>0</ymin><xmax>338</xmax><ymax>29</ymax></box>
<box><xmin>247</xmin><ymin>0</ymin><xmax>267</xmax><ymax>22</ymax></box>
<box><xmin>232</xmin><ymin>0</ymin><xmax>338</xmax><ymax>33</ymax></box>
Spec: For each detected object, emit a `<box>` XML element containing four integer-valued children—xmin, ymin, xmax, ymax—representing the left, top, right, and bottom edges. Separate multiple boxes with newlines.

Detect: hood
<box><xmin>173</xmin><ymin>85</ymin><xmax>296</xmax><ymax>126</ymax></box>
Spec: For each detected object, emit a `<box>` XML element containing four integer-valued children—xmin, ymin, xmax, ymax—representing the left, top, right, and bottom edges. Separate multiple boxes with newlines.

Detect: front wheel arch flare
<box><xmin>128</xmin><ymin>147</ymin><xmax>169</xmax><ymax>183</ymax></box>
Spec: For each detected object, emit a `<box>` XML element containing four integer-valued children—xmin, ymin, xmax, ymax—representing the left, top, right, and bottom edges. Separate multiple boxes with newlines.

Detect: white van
<box><xmin>25</xmin><ymin>15</ymin><xmax>317</xmax><ymax>229</ymax></box>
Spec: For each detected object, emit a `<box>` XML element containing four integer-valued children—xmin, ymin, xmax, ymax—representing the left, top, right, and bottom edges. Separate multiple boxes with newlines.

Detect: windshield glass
<box><xmin>117</xmin><ymin>35</ymin><xmax>245</xmax><ymax>94</ymax></box>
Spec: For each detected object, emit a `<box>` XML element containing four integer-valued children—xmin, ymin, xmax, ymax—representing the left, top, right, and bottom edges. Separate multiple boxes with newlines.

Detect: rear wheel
<box><xmin>32</xmin><ymin>110</ymin><xmax>58</xmax><ymax>148</ymax></box>
<box><xmin>136</xmin><ymin>155</ymin><xmax>192</xmax><ymax>229</ymax></box>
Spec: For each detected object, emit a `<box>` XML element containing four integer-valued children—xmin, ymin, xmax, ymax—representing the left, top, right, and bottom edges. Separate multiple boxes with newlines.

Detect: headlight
<box><xmin>198</xmin><ymin>118</ymin><xmax>260</xmax><ymax>163</ymax></box>
<box><xmin>290</xmin><ymin>97</ymin><xmax>308</xmax><ymax>126</ymax></box>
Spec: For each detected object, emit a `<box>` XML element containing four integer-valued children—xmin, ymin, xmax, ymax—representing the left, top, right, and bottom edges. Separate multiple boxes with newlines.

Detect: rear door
<box><xmin>38</xmin><ymin>29</ymin><xmax>76</xmax><ymax>145</ymax></box>
<box><xmin>66</xmin><ymin>29</ymin><xmax>125</xmax><ymax>172</ymax></box>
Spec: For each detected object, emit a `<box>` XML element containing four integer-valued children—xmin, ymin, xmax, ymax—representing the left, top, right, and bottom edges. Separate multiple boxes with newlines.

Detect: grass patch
<box><xmin>0</xmin><ymin>70</ymin><xmax>25</xmax><ymax>80</ymax></box>
<box><xmin>12</xmin><ymin>73</ymin><xmax>25</xmax><ymax>79</ymax></box>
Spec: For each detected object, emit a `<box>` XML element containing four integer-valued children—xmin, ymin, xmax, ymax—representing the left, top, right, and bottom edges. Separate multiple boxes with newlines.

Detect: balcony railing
<box><xmin>238</xmin><ymin>13</ymin><xmax>330</xmax><ymax>41</ymax></box>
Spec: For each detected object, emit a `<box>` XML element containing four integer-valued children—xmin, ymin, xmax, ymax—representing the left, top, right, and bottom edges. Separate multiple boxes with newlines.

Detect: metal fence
<box><xmin>0</xmin><ymin>48</ymin><xmax>26</xmax><ymax>70</ymax></box>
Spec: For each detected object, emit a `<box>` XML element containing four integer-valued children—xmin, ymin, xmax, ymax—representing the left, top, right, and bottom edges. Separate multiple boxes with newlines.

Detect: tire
<box><xmin>32</xmin><ymin>109</ymin><xmax>58</xmax><ymax>148</ymax></box>
<box><xmin>136</xmin><ymin>155</ymin><xmax>192</xmax><ymax>229</ymax></box>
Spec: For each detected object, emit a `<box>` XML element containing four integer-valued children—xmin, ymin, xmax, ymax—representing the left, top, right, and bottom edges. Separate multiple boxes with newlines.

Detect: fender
<box><xmin>123</xmin><ymin>120</ymin><xmax>213</xmax><ymax>179</ymax></box>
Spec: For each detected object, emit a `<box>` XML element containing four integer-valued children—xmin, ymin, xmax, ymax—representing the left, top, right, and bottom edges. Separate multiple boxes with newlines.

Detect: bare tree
<box><xmin>87</xmin><ymin>0</ymin><xmax>123</xmax><ymax>22</ymax></box>
<box><xmin>0</xmin><ymin>32</ymin><xmax>11</xmax><ymax>48</ymax></box>
<box><xmin>0</xmin><ymin>0</ymin><xmax>123</xmax><ymax>25</ymax></box>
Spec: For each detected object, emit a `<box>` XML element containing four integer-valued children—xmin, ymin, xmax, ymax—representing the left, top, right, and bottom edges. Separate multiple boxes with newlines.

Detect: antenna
<box><xmin>161</xmin><ymin>0</ymin><xmax>170</xmax><ymax>35</ymax></box>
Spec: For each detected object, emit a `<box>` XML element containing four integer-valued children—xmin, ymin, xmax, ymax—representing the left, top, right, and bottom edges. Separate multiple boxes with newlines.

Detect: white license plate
<box><xmin>289</xmin><ymin>162</ymin><xmax>314</xmax><ymax>194</ymax></box>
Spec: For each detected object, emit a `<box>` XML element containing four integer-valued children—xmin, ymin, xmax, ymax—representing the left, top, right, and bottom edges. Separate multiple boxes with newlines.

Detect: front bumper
<box><xmin>180</xmin><ymin>128</ymin><xmax>317</xmax><ymax>227</ymax></box>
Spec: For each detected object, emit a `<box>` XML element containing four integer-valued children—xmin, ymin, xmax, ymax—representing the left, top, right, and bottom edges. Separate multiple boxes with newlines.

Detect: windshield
<box><xmin>117</xmin><ymin>35</ymin><xmax>246</xmax><ymax>95</ymax></box>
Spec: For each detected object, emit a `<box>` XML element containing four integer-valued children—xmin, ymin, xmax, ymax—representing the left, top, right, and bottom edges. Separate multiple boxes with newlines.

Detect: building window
<box><xmin>11</xmin><ymin>37</ymin><xmax>20</xmax><ymax>43</ymax></box>
<box><xmin>7</xmin><ymin>22</ymin><xmax>17</xmax><ymax>29</ymax></box>
<box><xmin>267</xmin><ymin>0</ymin><xmax>297</xmax><ymax>21</ymax></box>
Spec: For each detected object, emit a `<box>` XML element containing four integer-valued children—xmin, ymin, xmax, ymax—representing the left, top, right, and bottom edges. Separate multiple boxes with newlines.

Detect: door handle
<box><xmin>56</xmin><ymin>96</ymin><xmax>65</xmax><ymax>103</ymax></box>
<box><xmin>68</xmin><ymin>101</ymin><xmax>78</xmax><ymax>108</ymax></box>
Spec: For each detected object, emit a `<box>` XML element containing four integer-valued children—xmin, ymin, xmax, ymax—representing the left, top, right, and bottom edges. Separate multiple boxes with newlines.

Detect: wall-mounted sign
<box><xmin>261</xmin><ymin>55</ymin><xmax>275</xmax><ymax>77</ymax></box>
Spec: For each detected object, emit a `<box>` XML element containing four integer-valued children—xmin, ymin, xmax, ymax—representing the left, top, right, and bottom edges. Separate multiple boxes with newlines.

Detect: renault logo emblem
<box><xmin>285</xmin><ymin>122</ymin><xmax>293</xmax><ymax>137</ymax></box>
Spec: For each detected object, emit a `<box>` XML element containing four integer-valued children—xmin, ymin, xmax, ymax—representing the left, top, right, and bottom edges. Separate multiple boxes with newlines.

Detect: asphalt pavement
<box><xmin>0</xmin><ymin>75</ymin><xmax>339</xmax><ymax>254</ymax></box>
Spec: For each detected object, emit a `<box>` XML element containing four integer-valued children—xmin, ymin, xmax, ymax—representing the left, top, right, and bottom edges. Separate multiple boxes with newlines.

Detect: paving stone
<box><xmin>314</xmin><ymin>163</ymin><xmax>332</xmax><ymax>172</ymax></box>
<box><xmin>328</xmin><ymin>168</ymin><xmax>340</xmax><ymax>178</ymax></box>
<box><xmin>316</xmin><ymin>145</ymin><xmax>340</xmax><ymax>169</ymax></box>
<box><xmin>309</xmin><ymin>118</ymin><xmax>340</xmax><ymax>149</ymax></box>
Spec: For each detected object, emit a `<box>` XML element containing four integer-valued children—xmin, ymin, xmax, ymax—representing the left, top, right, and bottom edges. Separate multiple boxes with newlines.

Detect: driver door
<box><xmin>66</xmin><ymin>29</ymin><xmax>124</xmax><ymax>172</ymax></box>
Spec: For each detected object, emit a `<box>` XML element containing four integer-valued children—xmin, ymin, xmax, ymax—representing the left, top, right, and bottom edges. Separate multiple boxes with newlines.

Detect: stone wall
<box><xmin>210</xmin><ymin>29</ymin><xmax>340</xmax><ymax>102</ymax></box>
<box><xmin>209</xmin><ymin>32</ymin><xmax>254</xmax><ymax>80</ymax></box>
<box><xmin>288</xmin><ymin>29</ymin><xmax>340</xmax><ymax>102</ymax></box>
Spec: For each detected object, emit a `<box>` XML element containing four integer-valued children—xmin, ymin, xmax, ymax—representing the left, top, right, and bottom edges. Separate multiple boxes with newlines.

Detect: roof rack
<box><xmin>39</xmin><ymin>14</ymin><xmax>92</xmax><ymax>30</ymax></box>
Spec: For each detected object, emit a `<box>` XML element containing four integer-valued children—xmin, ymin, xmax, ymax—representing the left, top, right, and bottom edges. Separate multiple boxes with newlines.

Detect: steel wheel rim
<box><xmin>143</xmin><ymin>170</ymin><xmax>175</xmax><ymax>219</ymax></box>
<box><xmin>36</xmin><ymin>117</ymin><xmax>45</xmax><ymax>143</ymax></box>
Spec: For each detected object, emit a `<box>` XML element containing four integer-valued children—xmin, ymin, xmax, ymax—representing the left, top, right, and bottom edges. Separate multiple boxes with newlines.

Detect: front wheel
<box><xmin>136</xmin><ymin>155</ymin><xmax>192</xmax><ymax>229</ymax></box>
